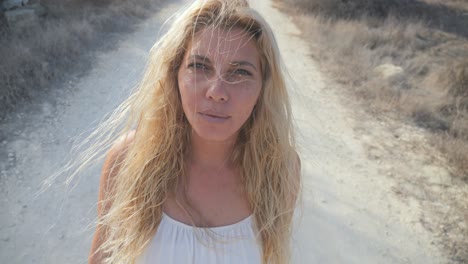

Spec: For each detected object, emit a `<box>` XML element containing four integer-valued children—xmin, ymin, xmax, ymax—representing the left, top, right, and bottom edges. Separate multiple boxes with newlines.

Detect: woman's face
<box><xmin>177</xmin><ymin>26</ymin><xmax>262</xmax><ymax>142</ymax></box>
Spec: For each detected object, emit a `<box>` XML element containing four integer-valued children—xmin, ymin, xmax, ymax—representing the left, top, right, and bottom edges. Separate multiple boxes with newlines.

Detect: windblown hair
<box><xmin>64</xmin><ymin>0</ymin><xmax>300</xmax><ymax>263</ymax></box>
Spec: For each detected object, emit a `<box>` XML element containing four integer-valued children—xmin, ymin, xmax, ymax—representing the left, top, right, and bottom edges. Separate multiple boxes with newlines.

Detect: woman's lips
<box><xmin>198</xmin><ymin>112</ymin><xmax>230</xmax><ymax>123</ymax></box>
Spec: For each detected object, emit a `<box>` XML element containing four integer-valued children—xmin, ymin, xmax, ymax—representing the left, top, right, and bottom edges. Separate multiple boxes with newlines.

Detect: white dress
<box><xmin>136</xmin><ymin>212</ymin><xmax>262</xmax><ymax>264</ymax></box>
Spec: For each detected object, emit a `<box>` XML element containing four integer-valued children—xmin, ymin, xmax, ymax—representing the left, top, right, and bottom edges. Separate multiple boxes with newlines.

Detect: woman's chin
<box><xmin>191</xmin><ymin>128</ymin><xmax>238</xmax><ymax>143</ymax></box>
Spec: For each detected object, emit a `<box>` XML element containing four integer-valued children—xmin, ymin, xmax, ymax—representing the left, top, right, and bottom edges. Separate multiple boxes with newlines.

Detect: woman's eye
<box><xmin>234</xmin><ymin>69</ymin><xmax>252</xmax><ymax>76</ymax></box>
<box><xmin>188</xmin><ymin>62</ymin><xmax>207</xmax><ymax>70</ymax></box>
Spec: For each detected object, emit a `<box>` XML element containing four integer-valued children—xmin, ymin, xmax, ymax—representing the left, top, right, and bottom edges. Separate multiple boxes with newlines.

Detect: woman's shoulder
<box><xmin>108</xmin><ymin>130</ymin><xmax>136</xmax><ymax>157</ymax></box>
<box><xmin>99</xmin><ymin>130</ymin><xmax>136</xmax><ymax>202</ymax></box>
<box><xmin>103</xmin><ymin>130</ymin><xmax>136</xmax><ymax>178</ymax></box>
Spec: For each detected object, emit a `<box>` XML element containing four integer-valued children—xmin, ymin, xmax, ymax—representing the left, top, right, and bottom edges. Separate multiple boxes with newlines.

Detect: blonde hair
<box><xmin>53</xmin><ymin>0</ymin><xmax>300</xmax><ymax>263</ymax></box>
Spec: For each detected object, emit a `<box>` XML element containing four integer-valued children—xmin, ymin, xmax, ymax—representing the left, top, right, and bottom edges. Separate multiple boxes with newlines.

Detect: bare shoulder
<box><xmin>103</xmin><ymin>130</ymin><xmax>136</xmax><ymax>179</ymax></box>
<box><xmin>106</xmin><ymin>130</ymin><xmax>136</xmax><ymax>163</ymax></box>
<box><xmin>98</xmin><ymin>130</ymin><xmax>136</xmax><ymax>214</ymax></box>
<box><xmin>89</xmin><ymin>130</ymin><xmax>136</xmax><ymax>263</ymax></box>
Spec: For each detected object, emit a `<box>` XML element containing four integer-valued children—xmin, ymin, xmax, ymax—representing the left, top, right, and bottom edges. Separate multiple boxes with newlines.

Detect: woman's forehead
<box><xmin>187</xmin><ymin>26</ymin><xmax>259</xmax><ymax>63</ymax></box>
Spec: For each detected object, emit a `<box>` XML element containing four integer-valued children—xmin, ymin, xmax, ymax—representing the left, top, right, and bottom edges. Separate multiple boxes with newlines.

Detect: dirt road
<box><xmin>0</xmin><ymin>0</ymin><xmax>451</xmax><ymax>263</ymax></box>
<box><xmin>250</xmin><ymin>1</ymin><xmax>451</xmax><ymax>263</ymax></box>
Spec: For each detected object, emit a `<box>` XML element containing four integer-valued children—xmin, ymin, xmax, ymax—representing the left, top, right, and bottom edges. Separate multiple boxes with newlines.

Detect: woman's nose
<box><xmin>206</xmin><ymin>77</ymin><xmax>229</xmax><ymax>102</ymax></box>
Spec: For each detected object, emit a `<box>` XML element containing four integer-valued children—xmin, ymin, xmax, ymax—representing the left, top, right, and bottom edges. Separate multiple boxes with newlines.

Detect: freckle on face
<box><xmin>177</xmin><ymin>26</ymin><xmax>263</xmax><ymax>142</ymax></box>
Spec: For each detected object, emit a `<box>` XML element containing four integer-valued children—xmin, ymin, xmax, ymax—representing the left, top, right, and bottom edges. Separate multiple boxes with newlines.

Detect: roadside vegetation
<box><xmin>276</xmin><ymin>0</ymin><xmax>468</xmax><ymax>262</ymax></box>
<box><xmin>0</xmin><ymin>0</ymin><xmax>164</xmax><ymax>119</ymax></box>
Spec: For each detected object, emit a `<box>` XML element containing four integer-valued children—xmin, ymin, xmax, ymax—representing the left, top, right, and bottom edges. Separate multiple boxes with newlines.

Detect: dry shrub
<box><xmin>0</xmin><ymin>18</ymin><xmax>98</xmax><ymax>113</ymax></box>
<box><xmin>441</xmin><ymin>61</ymin><xmax>468</xmax><ymax>101</ymax></box>
<box><xmin>282</xmin><ymin>1</ymin><xmax>468</xmax><ymax>261</ymax></box>
<box><xmin>435</xmin><ymin>134</ymin><xmax>468</xmax><ymax>182</ymax></box>
<box><xmin>412</xmin><ymin>60</ymin><xmax>468</xmax><ymax>141</ymax></box>
<box><xmin>40</xmin><ymin>0</ymin><xmax>156</xmax><ymax>17</ymax></box>
<box><xmin>424</xmin><ymin>0</ymin><xmax>468</xmax><ymax>12</ymax></box>
<box><xmin>0</xmin><ymin>0</ymin><xmax>164</xmax><ymax>118</ymax></box>
<box><xmin>289</xmin><ymin>0</ymin><xmax>415</xmax><ymax>19</ymax></box>
<box><xmin>432</xmin><ymin>61</ymin><xmax>468</xmax><ymax>140</ymax></box>
<box><xmin>297</xmin><ymin>13</ymin><xmax>424</xmax><ymax>108</ymax></box>
<box><xmin>287</xmin><ymin>0</ymin><xmax>468</xmax><ymax>183</ymax></box>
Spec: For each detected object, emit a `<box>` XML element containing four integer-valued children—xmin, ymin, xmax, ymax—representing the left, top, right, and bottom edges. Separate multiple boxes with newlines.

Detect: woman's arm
<box><xmin>88</xmin><ymin>131</ymin><xmax>135</xmax><ymax>264</ymax></box>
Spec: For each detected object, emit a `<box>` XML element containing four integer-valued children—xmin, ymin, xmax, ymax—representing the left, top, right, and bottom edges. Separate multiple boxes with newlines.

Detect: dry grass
<box><xmin>281</xmin><ymin>0</ymin><xmax>468</xmax><ymax>182</ymax></box>
<box><xmin>0</xmin><ymin>0</ymin><xmax>164</xmax><ymax>118</ymax></box>
<box><xmin>425</xmin><ymin>0</ymin><xmax>468</xmax><ymax>12</ymax></box>
<box><xmin>277</xmin><ymin>0</ymin><xmax>468</xmax><ymax>262</ymax></box>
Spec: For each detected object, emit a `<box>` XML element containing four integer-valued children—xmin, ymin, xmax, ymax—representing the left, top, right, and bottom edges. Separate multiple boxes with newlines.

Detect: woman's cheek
<box><xmin>237</xmin><ymin>83</ymin><xmax>261</xmax><ymax>102</ymax></box>
<box><xmin>184</xmin><ymin>74</ymin><xmax>205</xmax><ymax>92</ymax></box>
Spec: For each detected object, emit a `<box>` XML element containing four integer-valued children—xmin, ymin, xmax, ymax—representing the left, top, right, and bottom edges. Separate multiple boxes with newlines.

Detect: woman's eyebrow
<box><xmin>189</xmin><ymin>54</ymin><xmax>257</xmax><ymax>72</ymax></box>
<box><xmin>230</xmin><ymin>61</ymin><xmax>257</xmax><ymax>72</ymax></box>
<box><xmin>189</xmin><ymin>54</ymin><xmax>211</xmax><ymax>63</ymax></box>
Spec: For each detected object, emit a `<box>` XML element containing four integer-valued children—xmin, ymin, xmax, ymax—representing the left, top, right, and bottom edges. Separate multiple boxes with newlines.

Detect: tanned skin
<box><xmin>88</xmin><ymin>131</ymin><xmax>135</xmax><ymax>264</ymax></box>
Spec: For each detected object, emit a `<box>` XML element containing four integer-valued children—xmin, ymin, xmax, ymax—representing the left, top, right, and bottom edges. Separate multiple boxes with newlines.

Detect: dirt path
<box><xmin>252</xmin><ymin>1</ymin><xmax>454</xmax><ymax>263</ymax></box>
<box><xmin>0</xmin><ymin>0</ymin><xmax>456</xmax><ymax>263</ymax></box>
<box><xmin>0</xmin><ymin>2</ymin><xmax>185</xmax><ymax>263</ymax></box>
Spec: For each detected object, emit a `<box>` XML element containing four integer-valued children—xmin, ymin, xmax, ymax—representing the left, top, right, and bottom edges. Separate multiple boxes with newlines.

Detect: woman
<box><xmin>88</xmin><ymin>0</ymin><xmax>301</xmax><ymax>263</ymax></box>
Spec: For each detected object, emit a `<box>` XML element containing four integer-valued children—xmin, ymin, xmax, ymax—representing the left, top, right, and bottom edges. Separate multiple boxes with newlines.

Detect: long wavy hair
<box><xmin>53</xmin><ymin>0</ymin><xmax>300</xmax><ymax>263</ymax></box>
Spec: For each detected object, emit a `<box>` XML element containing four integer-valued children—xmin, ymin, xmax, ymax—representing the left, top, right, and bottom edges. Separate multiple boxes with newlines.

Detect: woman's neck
<box><xmin>189</xmin><ymin>132</ymin><xmax>237</xmax><ymax>170</ymax></box>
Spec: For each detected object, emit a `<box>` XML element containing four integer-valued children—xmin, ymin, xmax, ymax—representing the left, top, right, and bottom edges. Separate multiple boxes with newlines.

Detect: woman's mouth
<box><xmin>198</xmin><ymin>112</ymin><xmax>230</xmax><ymax>123</ymax></box>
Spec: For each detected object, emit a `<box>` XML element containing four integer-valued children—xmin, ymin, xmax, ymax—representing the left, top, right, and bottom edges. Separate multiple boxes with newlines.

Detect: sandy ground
<box><xmin>0</xmin><ymin>0</ymin><xmax>464</xmax><ymax>263</ymax></box>
<box><xmin>250</xmin><ymin>1</ymin><xmax>458</xmax><ymax>263</ymax></box>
